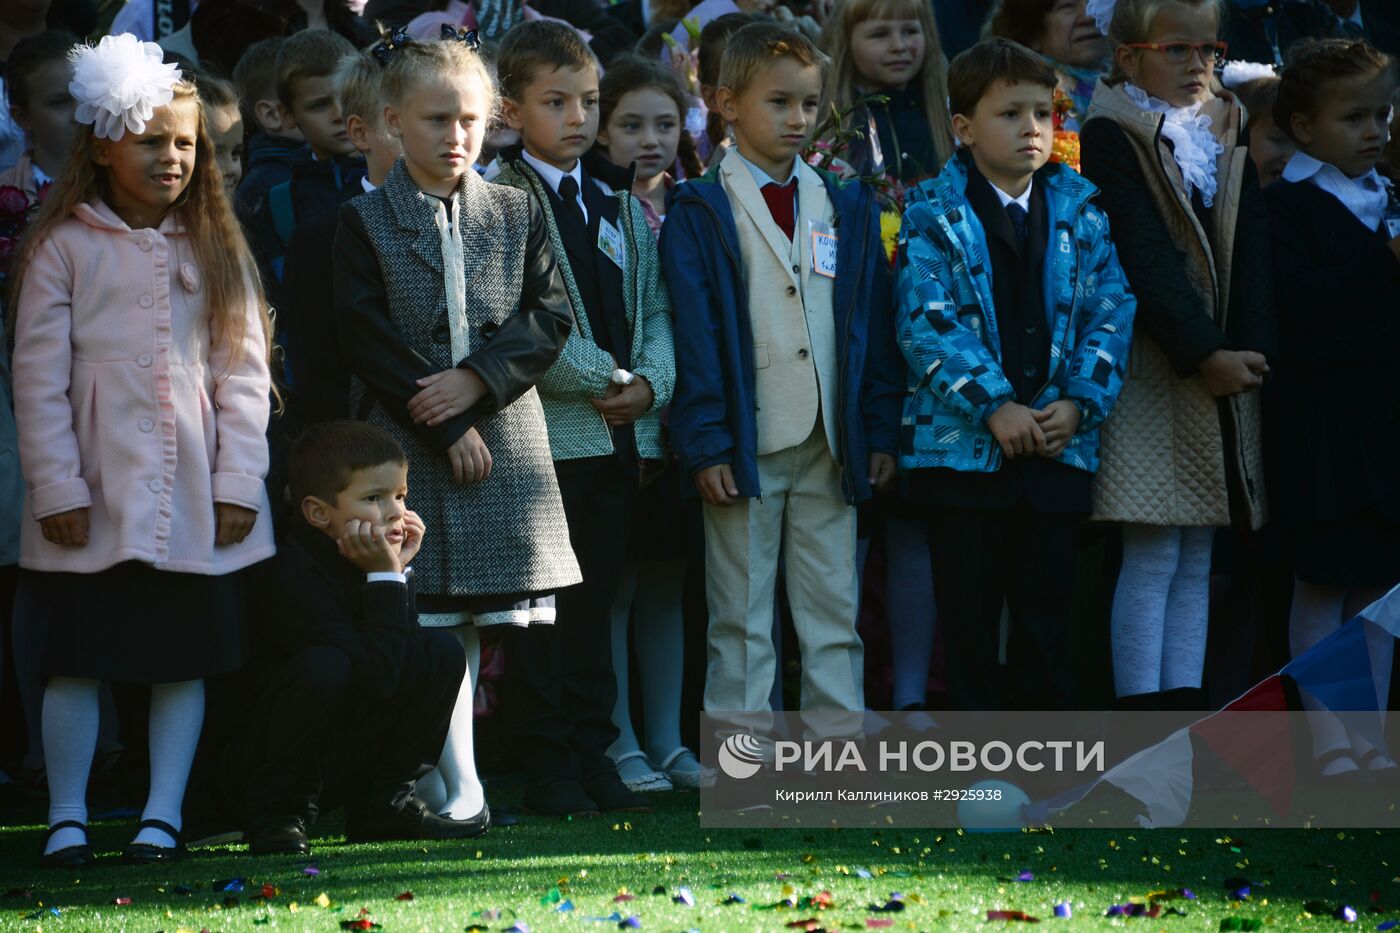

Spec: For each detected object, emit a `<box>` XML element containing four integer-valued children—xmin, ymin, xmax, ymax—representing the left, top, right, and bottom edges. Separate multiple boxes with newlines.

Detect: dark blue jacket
<box><xmin>659</xmin><ymin>163</ymin><xmax>904</xmax><ymax>504</ymax></box>
<box><xmin>234</xmin><ymin>132</ymin><xmax>302</xmax><ymax>218</ymax></box>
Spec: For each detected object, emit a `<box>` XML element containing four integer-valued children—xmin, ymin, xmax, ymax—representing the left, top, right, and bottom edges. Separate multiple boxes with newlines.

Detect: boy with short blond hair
<box><xmin>487</xmin><ymin>20</ymin><xmax>676</xmax><ymax>818</ymax></box>
<box><xmin>660</xmin><ymin>22</ymin><xmax>904</xmax><ymax>728</ymax></box>
<box><xmin>896</xmin><ymin>38</ymin><xmax>1136</xmax><ymax>709</ymax></box>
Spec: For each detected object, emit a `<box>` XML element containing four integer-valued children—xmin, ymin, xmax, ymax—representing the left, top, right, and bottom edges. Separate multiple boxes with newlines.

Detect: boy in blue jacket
<box><xmin>660</xmin><ymin>22</ymin><xmax>904</xmax><ymax>729</ymax></box>
<box><xmin>895</xmin><ymin>38</ymin><xmax>1135</xmax><ymax>711</ymax></box>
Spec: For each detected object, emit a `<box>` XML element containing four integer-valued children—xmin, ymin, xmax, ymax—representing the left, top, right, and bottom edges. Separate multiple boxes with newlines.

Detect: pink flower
<box><xmin>0</xmin><ymin>185</ymin><xmax>30</xmax><ymax>218</ymax></box>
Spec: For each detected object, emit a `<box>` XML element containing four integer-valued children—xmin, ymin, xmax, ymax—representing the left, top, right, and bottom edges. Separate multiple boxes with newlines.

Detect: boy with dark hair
<box><xmin>897</xmin><ymin>37</ymin><xmax>1136</xmax><ymax>709</ymax></box>
<box><xmin>238</xmin><ymin>420</ymin><xmax>487</xmax><ymax>856</ymax></box>
<box><xmin>243</xmin><ymin>30</ymin><xmax>366</xmax><ymax>314</ymax></box>
<box><xmin>232</xmin><ymin>37</ymin><xmax>303</xmax><ymax>217</ymax></box>
<box><xmin>283</xmin><ymin>48</ymin><xmax>402</xmax><ymax>425</ymax></box>
<box><xmin>487</xmin><ymin>19</ymin><xmax>676</xmax><ymax>818</ymax></box>
<box><xmin>660</xmin><ymin>22</ymin><xmax>904</xmax><ymax>733</ymax></box>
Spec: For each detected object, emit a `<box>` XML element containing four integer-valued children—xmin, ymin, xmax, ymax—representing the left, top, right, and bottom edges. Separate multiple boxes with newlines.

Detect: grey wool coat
<box><xmin>332</xmin><ymin>159</ymin><xmax>582</xmax><ymax>597</ymax></box>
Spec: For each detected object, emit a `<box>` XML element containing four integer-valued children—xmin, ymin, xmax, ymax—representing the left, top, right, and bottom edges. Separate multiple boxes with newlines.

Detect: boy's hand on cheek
<box><xmin>399</xmin><ymin>510</ymin><xmax>425</xmax><ymax>566</ymax></box>
<box><xmin>410</xmin><ymin>368</ymin><xmax>487</xmax><ymax>427</ymax></box>
<box><xmin>1035</xmin><ymin>400</ymin><xmax>1082</xmax><ymax>457</ymax></box>
<box><xmin>40</xmin><ymin>508</ymin><xmax>90</xmax><ymax>548</ymax></box>
<box><xmin>215</xmin><ymin>503</ymin><xmax>257</xmax><ymax>546</ymax></box>
<box><xmin>986</xmin><ymin>401</ymin><xmax>1047</xmax><ymax>459</ymax></box>
<box><xmin>696</xmin><ymin>464</ymin><xmax>739</xmax><ymax>506</ymax></box>
<box><xmin>338</xmin><ymin>518</ymin><xmax>402</xmax><ymax>574</ymax></box>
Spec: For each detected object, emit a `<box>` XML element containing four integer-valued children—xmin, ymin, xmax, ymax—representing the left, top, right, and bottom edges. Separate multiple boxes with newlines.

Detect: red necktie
<box><xmin>761</xmin><ymin>179</ymin><xmax>797</xmax><ymax>241</ymax></box>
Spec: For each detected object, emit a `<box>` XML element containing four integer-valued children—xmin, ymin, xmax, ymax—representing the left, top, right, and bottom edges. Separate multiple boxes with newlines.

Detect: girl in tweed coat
<box><xmin>332</xmin><ymin>35</ymin><xmax>578</xmax><ymax>828</ymax></box>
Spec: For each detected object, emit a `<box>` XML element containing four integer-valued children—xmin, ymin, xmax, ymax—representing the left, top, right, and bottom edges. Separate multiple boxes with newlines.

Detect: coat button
<box><xmin>480</xmin><ymin>321</ymin><xmax>500</xmax><ymax>340</ymax></box>
<box><xmin>139</xmin><ymin>238</ymin><xmax>152</xmax><ymax>251</ymax></box>
<box><xmin>137</xmin><ymin>353</ymin><xmax>153</xmax><ymax>367</ymax></box>
<box><xmin>798</xmin><ymin>348</ymin><xmax>809</xmax><ymax>359</ymax></box>
<box><xmin>1023</xmin><ymin>364</ymin><xmax>1038</xmax><ymax>378</ymax></box>
<box><xmin>148</xmin><ymin>478</ymin><xmax>163</xmax><ymax>493</ymax></box>
<box><xmin>786</xmin><ymin>285</ymin><xmax>797</xmax><ymax>296</ymax></box>
<box><xmin>139</xmin><ymin>294</ymin><xmax>154</xmax><ymax>308</ymax></box>
<box><xmin>139</xmin><ymin>418</ymin><xmax>154</xmax><ymax>432</ymax></box>
<box><xmin>432</xmin><ymin>324</ymin><xmax>450</xmax><ymax>344</ymax></box>
<box><xmin>792</xmin><ymin>264</ymin><xmax>800</xmax><ymax>274</ymax></box>
<box><xmin>1025</xmin><ymin>323</ymin><xmax>1038</xmax><ymax>336</ymax></box>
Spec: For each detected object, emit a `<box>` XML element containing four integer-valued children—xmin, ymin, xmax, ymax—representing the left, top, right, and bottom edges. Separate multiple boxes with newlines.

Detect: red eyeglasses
<box><xmin>1124</xmin><ymin>40</ymin><xmax>1230</xmax><ymax>65</ymax></box>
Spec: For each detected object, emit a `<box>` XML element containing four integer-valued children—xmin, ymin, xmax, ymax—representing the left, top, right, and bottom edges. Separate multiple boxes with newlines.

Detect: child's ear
<box><xmin>1289</xmin><ymin>111</ymin><xmax>1312</xmax><ymax>147</ymax></box>
<box><xmin>700</xmin><ymin>84</ymin><xmax>718</xmax><ymax>111</ymax></box>
<box><xmin>951</xmin><ymin>112</ymin><xmax>974</xmax><ymax>149</ymax></box>
<box><xmin>715</xmin><ymin>86</ymin><xmax>739</xmax><ymax>124</ymax></box>
<box><xmin>276</xmin><ymin>102</ymin><xmax>299</xmax><ymax>132</ymax></box>
<box><xmin>301</xmin><ymin>495</ymin><xmax>334</xmax><ymax>531</ymax></box>
<box><xmin>500</xmin><ymin>96</ymin><xmax>524</xmax><ymax>132</ymax></box>
<box><xmin>383</xmin><ymin>103</ymin><xmax>403</xmax><ymax>140</ymax></box>
<box><xmin>1112</xmin><ymin>45</ymin><xmax>1138</xmax><ymax>82</ymax></box>
<box><xmin>345</xmin><ymin>113</ymin><xmax>370</xmax><ymax>153</ymax></box>
<box><xmin>253</xmin><ymin>99</ymin><xmax>283</xmax><ymax>134</ymax></box>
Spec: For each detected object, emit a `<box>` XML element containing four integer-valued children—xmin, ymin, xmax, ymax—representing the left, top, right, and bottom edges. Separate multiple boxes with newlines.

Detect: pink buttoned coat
<box><xmin>12</xmin><ymin>200</ymin><xmax>276</xmax><ymax>574</ymax></box>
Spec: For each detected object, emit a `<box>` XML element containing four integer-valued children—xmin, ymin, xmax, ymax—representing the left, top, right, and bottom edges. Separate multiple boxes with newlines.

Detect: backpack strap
<box><xmin>267</xmin><ymin>180</ymin><xmax>296</xmax><ymax>281</ymax></box>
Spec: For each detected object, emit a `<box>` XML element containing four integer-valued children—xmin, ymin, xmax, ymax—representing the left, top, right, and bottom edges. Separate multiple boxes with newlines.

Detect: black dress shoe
<box><xmin>121</xmin><ymin>819</ymin><xmax>186</xmax><ymax>864</ymax></box>
<box><xmin>347</xmin><ymin>794</ymin><xmax>490</xmax><ymax>842</ymax></box>
<box><xmin>522</xmin><ymin>779</ymin><xmax>601</xmax><ymax>817</ymax></box>
<box><xmin>442</xmin><ymin>803</ymin><xmax>490</xmax><ymax>837</ymax></box>
<box><xmin>248</xmin><ymin>817</ymin><xmax>310</xmax><ymax>856</ymax></box>
<box><xmin>584</xmin><ymin>777</ymin><xmax>655</xmax><ymax>814</ymax></box>
<box><xmin>40</xmin><ymin>820</ymin><xmax>95</xmax><ymax>870</ymax></box>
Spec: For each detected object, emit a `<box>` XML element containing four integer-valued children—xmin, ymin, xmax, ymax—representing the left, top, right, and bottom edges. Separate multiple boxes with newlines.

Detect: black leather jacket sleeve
<box><xmin>332</xmin><ymin>204</ymin><xmax>478</xmax><ymax>450</ymax></box>
<box><xmin>457</xmin><ymin>194</ymin><xmax>574</xmax><ymax>418</ymax></box>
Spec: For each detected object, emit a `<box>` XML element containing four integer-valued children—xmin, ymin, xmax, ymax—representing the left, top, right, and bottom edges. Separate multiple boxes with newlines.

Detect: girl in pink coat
<box><xmin>8</xmin><ymin>34</ymin><xmax>274</xmax><ymax>868</ymax></box>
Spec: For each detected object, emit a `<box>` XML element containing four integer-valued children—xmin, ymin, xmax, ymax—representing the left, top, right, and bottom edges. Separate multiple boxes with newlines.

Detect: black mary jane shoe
<box><xmin>40</xmin><ymin>820</ymin><xmax>95</xmax><ymax>870</ymax></box>
<box><xmin>121</xmin><ymin>818</ymin><xmax>186</xmax><ymax>865</ymax></box>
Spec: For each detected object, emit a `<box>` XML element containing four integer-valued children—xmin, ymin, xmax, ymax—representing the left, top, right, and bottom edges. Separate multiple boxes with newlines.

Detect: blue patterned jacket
<box><xmin>895</xmin><ymin>155</ymin><xmax>1135</xmax><ymax>475</ymax></box>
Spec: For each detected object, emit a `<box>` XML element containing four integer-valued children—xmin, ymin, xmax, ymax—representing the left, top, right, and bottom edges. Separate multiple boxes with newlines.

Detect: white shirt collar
<box><xmin>361</xmin><ymin>175</ymin><xmax>377</xmax><ymax>194</ymax></box>
<box><xmin>1282</xmin><ymin>149</ymin><xmax>1390</xmax><ymax>231</ymax></box>
<box><xmin>989</xmin><ymin>177</ymin><xmax>1033</xmax><ymax>212</ymax></box>
<box><xmin>730</xmin><ymin>146</ymin><xmax>800</xmax><ymax>188</ymax></box>
<box><xmin>521</xmin><ymin>148</ymin><xmax>583</xmax><ymax>197</ymax></box>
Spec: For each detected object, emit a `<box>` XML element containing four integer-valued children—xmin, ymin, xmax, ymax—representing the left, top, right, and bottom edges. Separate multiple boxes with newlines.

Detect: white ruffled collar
<box><xmin>1123</xmin><ymin>83</ymin><xmax>1225</xmax><ymax>208</ymax></box>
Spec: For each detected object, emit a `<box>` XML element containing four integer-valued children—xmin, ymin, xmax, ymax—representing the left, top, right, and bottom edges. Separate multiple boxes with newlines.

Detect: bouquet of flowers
<box><xmin>1050</xmin><ymin>88</ymin><xmax>1082</xmax><ymax>173</ymax></box>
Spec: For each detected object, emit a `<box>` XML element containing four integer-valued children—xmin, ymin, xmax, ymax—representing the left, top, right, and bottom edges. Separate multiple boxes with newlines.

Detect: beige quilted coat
<box><xmin>1085</xmin><ymin>81</ymin><xmax>1267</xmax><ymax>530</ymax></box>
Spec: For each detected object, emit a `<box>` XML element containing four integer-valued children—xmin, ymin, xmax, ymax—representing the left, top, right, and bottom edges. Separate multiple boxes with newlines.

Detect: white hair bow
<box><xmin>1086</xmin><ymin>0</ymin><xmax>1116</xmax><ymax>36</ymax></box>
<box><xmin>69</xmin><ymin>33</ymin><xmax>182</xmax><ymax>142</ymax></box>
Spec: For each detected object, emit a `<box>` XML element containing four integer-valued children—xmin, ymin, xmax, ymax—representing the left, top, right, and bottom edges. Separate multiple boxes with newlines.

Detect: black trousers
<box><xmin>926</xmin><ymin>504</ymin><xmax>1081</xmax><ymax>710</ymax></box>
<box><xmin>503</xmin><ymin>458</ymin><xmax>636</xmax><ymax>786</ymax></box>
<box><xmin>237</xmin><ymin>630</ymin><xmax>464</xmax><ymax>829</ymax></box>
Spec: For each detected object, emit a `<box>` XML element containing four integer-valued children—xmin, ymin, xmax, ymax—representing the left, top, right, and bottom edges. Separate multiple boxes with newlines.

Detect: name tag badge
<box><xmin>598</xmin><ymin>218</ymin><xmax>626</xmax><ymax>269</ymax></box>
<box><xmin>1385</xmin><ymin>212</ymin><xmax>1400</xmax><ymax>241</ymax></box>
<box><xmin>810</xmin><ymin>221</ymin><xmax>837</xmax><ymax>278</ymax></box>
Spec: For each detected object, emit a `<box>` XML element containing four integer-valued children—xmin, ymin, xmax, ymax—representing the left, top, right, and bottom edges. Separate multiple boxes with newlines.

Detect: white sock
<box><xmin>1160</xmin><ymin>526</ymin><xmax>1213</xmax><ymax>691</ymax></box>
<box><xmin>42</xmin><ymin>677</ymin><xmax>100</xmax><ymax>854</ymax></box>
<box><xmin>883</xmin><ymin>515</ymin><xmax>936</xmax><ymax>710</ymax></box>
<box><xmin>1110</xmin><ymin>525</ymin><xmax>1182</xmax><ymax>697</ymax></box>
<box><xmin>633</xmin><ymin>560</ymin><xmax>687</xmax><ymax>765</ymax></box>
<box><xmin>133</xmin><ymin>680</ymin><xmax>203</xmax><ymax>848</ymax></box>
<box><xmin>607</xmin><ymin>564</ymin><xmax>643</xmax><ymax>763</ymax></box>
<box><xmin>437</xmin><ymin>625</ymin><xmax>484</xmax><ymax>820</ymax></box>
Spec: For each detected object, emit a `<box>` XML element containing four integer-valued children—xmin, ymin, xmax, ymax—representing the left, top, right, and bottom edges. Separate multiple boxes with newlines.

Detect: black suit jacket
<box><xmin>284</xmin><ymin>205</ymin><xmax>351</xmax><ymax>424</ymax></box>
<box><xmin>249</xmin><ymin>523</ymin><xmax>420</xmax><ymax>701</ymax></box>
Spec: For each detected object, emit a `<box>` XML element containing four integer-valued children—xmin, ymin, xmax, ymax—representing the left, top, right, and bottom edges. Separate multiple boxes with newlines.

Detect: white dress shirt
<box><xmin>521</xmin><ymin>149</ymin><xmax>588</xmax><ymax>224</ymax></box>
<box><xmin>1282</xmin><ymin>150</ymin><xmax>1390</xmax><ymax>232</ymax></box>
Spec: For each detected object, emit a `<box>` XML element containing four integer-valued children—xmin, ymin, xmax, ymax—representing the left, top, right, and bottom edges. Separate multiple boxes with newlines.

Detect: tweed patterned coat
<box><xmin>488</xmin><ymin>150</ymin><xmax>676</xmax><ymax>462</ymax></box>
<box><xmin>333</xmin><ymin>160</ymin><xmax>582</xmax><ymax>597</ymax></box>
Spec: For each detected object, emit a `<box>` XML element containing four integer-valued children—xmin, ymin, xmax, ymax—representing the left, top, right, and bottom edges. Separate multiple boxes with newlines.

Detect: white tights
<box><xmin>416</xmin><ymin>625</ymin><xmax>483</xmax><ymax>819</ymax></box>
<box><xmin>44</xmin><ymin>677</ymin><xmax>203</xmax><ymax>854</ymax></box>
<box><xmin>1110</xmin><ymin>525</ymin><xmax>1214</xmax><ymax>698</ymax></box>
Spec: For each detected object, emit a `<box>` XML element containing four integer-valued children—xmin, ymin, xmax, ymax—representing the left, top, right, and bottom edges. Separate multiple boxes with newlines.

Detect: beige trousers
<box><xmin>701</xmin><ymin>425</ymin><xmax>864</xmax><ymax>729</ymax></box>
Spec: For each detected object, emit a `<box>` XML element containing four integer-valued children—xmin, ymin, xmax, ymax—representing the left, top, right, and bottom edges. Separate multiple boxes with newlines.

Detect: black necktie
<box><xmin>1005</xmin><ymin>201</ymin><xmax>1028</xmax><ymax>252</ymax></box>
<box><xmin>557</xmin><ymin>174</ymin><xmax>586</xmax><ymax>230</ymax></box>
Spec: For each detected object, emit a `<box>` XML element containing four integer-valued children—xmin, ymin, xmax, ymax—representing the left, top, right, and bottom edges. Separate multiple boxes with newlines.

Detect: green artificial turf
<box><xmin>3</xmin><ymin>790</ymin><xmax>1399</xmax><ymax>932</ymax></box>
